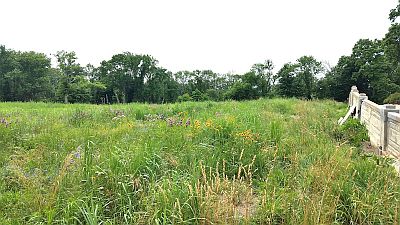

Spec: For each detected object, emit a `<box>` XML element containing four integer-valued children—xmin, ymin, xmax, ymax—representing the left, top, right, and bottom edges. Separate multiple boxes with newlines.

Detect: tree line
<box><xmin>1</xmin><ymin>3</ymin><xmax>399</xmax><ymax>104</ymax></box>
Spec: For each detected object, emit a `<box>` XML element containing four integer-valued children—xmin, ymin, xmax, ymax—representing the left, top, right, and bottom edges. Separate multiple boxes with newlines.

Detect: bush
<box><xmin>337</xmin><ymin>119</ymin><xmax>369</xmax><ymax>147</ymax></box>
<box><xmin>177</xmin><ymin>93</ymin><xmax>192</xmax><ymax>102</ymax></box>
<box><xmin>205</xmin><ymin>89</ymin><xmax>222</xmax><ymax>101</ymax></box>
<box><xmin>224</xmin><ymin>82</ymin><xmax>258</xmax><ymax>101</ymax></box>
<box><xmin>191</xmin><ymin>89</ymin><xmax>203</xmax><ymax>101</ymax></box>
<box><xmin>383</xmin><ymin>92</ymin><xmax>400</xmax><ymax>104</ymax></box>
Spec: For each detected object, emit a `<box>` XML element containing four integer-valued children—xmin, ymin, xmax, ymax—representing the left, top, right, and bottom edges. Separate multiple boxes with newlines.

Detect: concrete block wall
<box><xmin>360</xmin><ymin>100</ymin><xmax>382</xmax><ymax>148</ymax></box>
<box><xmin>388</xmin><ymin>113</ymin><xmax>400</xmax><ymax>158</ymax></box>
<box><xmin>347</xmin><ymin>86</ymin><xmax>400</xmax><ymax>158</ymax></box>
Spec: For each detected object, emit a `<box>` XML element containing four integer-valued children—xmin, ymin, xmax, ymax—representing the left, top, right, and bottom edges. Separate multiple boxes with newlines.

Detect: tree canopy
<box><xmin>0</xmin><ymin>2</ymin><xmax>399</xmax><ymax>104</ymax></box>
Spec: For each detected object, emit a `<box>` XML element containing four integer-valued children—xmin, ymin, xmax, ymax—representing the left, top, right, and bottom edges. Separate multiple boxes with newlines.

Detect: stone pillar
<box><xmin>349</xmin><ymin>86</ymin><xmax>359</xmax><ymax>107</ymax></box>
<box><xmin>380</xmin><ymin>105</ymin><xmax>400</xmax><ymax>155</ymax></box>
<box><xmin>355</xmin><ymin>93</ymin><xmax>368</xmax><ymax>119</ymax></box>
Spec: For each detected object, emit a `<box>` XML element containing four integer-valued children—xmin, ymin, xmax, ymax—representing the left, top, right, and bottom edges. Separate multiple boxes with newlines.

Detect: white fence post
<box><xmin>355</xmin><ymin>93</ymin><xmax>368</xmax><ymax>119</ymax></box>
<box><xmin>349</xmin><ymin>86</ymin><xmax>359</xmax><ymax>107</ymax></box>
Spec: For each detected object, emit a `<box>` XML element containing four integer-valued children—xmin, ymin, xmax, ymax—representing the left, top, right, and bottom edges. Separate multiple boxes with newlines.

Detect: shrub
<box><xmin>191</xmin><ymin>89</ymin><xmax>203</xmax><ymax>101</ymax></box>
<box><xmin>224</xmin><ymin>82</ymin><xmax>258</xmax><ymax>101</ymax></box>
<box><xmin>177</xmin><ymin>93</ymin><xmax>192</xmax><ymax>102</ymax></box>
<box><xmin>206</xmin><ymin>89</ymin><xmax>221</xmax><ymax>101</ymax></box>
<box><xmin>337</xmin><ymin>118</ymin><xmax>369</xmax><ymax>147</ymax></box>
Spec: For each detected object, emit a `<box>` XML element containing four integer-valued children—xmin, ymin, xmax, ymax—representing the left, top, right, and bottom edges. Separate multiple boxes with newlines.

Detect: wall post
<box><xmin>380</xmin><ymin>105</ymin><xmax>400</xmax><ymax>155</ymax></box>
<box><xmin>355</xmin><ymin>93</ymin><xmax>368</xmax><ymax>119</ymax></box>
<box><xmin>349</xmin><ymin>86</ymin><xmax>359</xmax><ymax>107</ymax></box>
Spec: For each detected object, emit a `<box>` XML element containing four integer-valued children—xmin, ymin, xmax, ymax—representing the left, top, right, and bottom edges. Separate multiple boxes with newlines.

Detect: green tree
<box><xmin>389</xmin><ymin>1</ymin><xmax>400</xmax><ymax>22</ymax></box>
<box><xmin>294</xmin><ymin>56</ymin><xmax>323</xmax><ymax>99</ymax></box>
<box><xmin>351</xmin><ymin>39</ymin><xmax>398</xmax><ymax>102</ymax></box>
<box><xmin>0</xmin><ymin>45</ymin><xmax>53</xmax><ymax>101</ymax></box>
<box><xmin>191</xmin><ymin>89</ymin><xmax>203</xmax><ymax>101</ymax></box>
<box><xmin>276</xmin><ymin>56</ymin><xmax>323</xmax><ymax>99</ymax></box>
<box><xmin>276</xmin><ymin>63</ymin><xmax>297</xmax><ymax>97</ymax></box>
<box><xmin>383</xmin><ymin>23</ymin><xmax>400</xmax><ymax>86</ymax></box>
<box><xmin>144</xmin><ymin>68</ymin><xmax>179</xmax><ymax>103</ymax></box>
<box><xmin>320</xmin><ymin>56</ymin><xmax>358</xmax><ymax>101</ymax></box>
<box><xmin>98</xmin><ymin>53</ymin><xmax>159</xmax><ymax>103</ymax></box>
<box><xmin>55</xmin><ymin>51</ymin><xmax>85</xmax><ymax>103</ymax></box>
<box><xmin>177</xmin><ymin>93</ymin><xmax>192</xmax><ymax>102</ymax></box>
<box><xmin>250</xmin><ymin>59</ymin><xmax>275</xmax><ymax>96</ymax></box>
<box><xmin>319</xmin><ymin>38</ymin><xmax>400</xmax><ymax>103</ymax></box>
<box><xmin>224</xmin><ymin>81</ymin><xmax>258</xmax><ymax>100</ymax></box>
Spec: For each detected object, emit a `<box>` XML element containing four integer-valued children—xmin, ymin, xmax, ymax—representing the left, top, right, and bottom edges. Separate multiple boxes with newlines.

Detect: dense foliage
<box><xmin>384</xmin><ymin>92</ymin><xmax>400</xmax><ymax>104</ymax></box>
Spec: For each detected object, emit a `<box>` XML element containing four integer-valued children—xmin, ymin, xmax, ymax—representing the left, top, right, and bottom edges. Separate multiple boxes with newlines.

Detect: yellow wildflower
<box><xmin>227</xmin><ymin>115</ymin><xmax>236</xmax><ymax>123</ymax></box>
<box><xmin>194</xmin><ymin>120</ymin><xmax>201</xmax><ymax>129</ymax></box>
<box><xmin>205</xmin><ymin>119</ymin><xmax>213</xmax><ymax>128</ymax></box>
<box><xmin>237</xmin><ymin>129</ymin><xmax>255</xmax><ymax>141</ymax></box>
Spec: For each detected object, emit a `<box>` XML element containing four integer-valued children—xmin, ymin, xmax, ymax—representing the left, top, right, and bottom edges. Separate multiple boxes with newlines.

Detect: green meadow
<box><xmin>0</xmin><ymin>99</ymin><xmax>399</xmax><ymax>224</ymax></box>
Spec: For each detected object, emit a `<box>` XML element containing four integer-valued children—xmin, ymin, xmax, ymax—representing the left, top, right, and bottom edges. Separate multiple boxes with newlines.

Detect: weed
<box><xmin>335</xmin><ymin>118</ymin><xmax>369</xmax><ymax>147</ymax></box>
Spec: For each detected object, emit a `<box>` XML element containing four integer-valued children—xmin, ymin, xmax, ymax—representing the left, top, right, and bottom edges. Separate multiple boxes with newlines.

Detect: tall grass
<box><xmin>0</xmin><ymin>98</ymin><xmax>399</xmax><ymax>224</ymax></box>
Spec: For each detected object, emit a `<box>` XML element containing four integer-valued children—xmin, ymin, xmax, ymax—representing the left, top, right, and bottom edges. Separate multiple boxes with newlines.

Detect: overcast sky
<box><xmin>1</xmin><ymin>0</ymin><xmax>397</xmax><ymax>74</ymax></box>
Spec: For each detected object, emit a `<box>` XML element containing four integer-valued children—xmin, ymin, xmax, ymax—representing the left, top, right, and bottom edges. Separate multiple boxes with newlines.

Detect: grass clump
<box><xmin>335</xmin><ymin>118</ymin><xmax>369</xmax><ymax>147</ymax></box>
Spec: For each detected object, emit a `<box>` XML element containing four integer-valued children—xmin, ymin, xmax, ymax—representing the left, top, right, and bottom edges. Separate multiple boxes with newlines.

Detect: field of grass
<box><xmin>0</xmin><ymin>99</ymin><xmax>399</xmax><ymax>224</ymax></box>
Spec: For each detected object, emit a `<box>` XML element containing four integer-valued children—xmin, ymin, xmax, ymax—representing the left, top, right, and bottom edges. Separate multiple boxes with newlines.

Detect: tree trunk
<box><xmin>64</xmin><ymin>94</ymin><xmax>69</xmax><ymax>104</ymax></box>
<box><xmin>114</xmin><ymin>91</ymin><xmax>120</xmax><ymax>104</ymax></box>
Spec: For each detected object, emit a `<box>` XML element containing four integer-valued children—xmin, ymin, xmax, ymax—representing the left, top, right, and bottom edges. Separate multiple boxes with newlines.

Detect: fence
<box><xmin>345</xmin><ymin>86</ymin><xmax>400</xmax><ymax>159</ymax></box>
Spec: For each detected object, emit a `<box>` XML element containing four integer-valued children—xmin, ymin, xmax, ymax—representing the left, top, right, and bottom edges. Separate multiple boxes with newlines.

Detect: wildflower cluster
<box><xmin>70</xmin><ymin>109</ymin><xmax>92</xmax><ymax>125</ymax></box>
<box><xmin>167</xmin><ymin>117</ymin><xmax>191</xmax><ymax>127</ymax></box>
<box><xmin>64</xmin><ymin>146</ymin><xmax>82</xmax><ymax>169</ymax></box>
<box><xmin>226</xmin><ymin>115</ymin><xmax>236</xmax><ymax>124</ymax></box>
<box><xmin>178</xmin><ymin>111</ymin><xmax>189</xmax><ymax>117</ymax></box>
<box><xmin>110</xmin><ymin>109</ymin><xmax>126</xmax><ymax>121</ymax></box>
<box><xmin>112</xmin><ymin>114</ymin><xmax>126</xmax><ymax>121</ymax></box>
<box><xmin>205</xmin><ymin>119</ymin><xmax>224</xmax><ymax>131</ymax></box>
<box><xmin>194</xmin><ymin>120</ymin><xmax>201</xmax><ymax>129</ymax></box>
<box><xmin>110</xmin><ymin>109</ymin><xmax>124</xmax><ymax>117</ymax></box>
<box><xmin>0</xmin><ymin>117</ymin><xmax>11</xmax><ymax>128</ymax></box>
<box><xmin>237</xmin><ymin>129</ymin><xmax>259</xmax><ymax>142</ymax></box>
<box><xmin>165</xmin><ymin>111</ymin><xmax>192</xmax><ymax>127</ymax></box>
<box><xmin>191</xmin><ymin>119</ymin><xmax>222</xmax><ymax>131</ymax></box>
<box><xmin>205</xmin><ymin>119</ymin><xmax>213</xmax><ymax>128</ymax></box>
<box><xmin>144</xmin><ymin>114</ymin><xmax>166</xmax><ymax>122</ymax></box>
